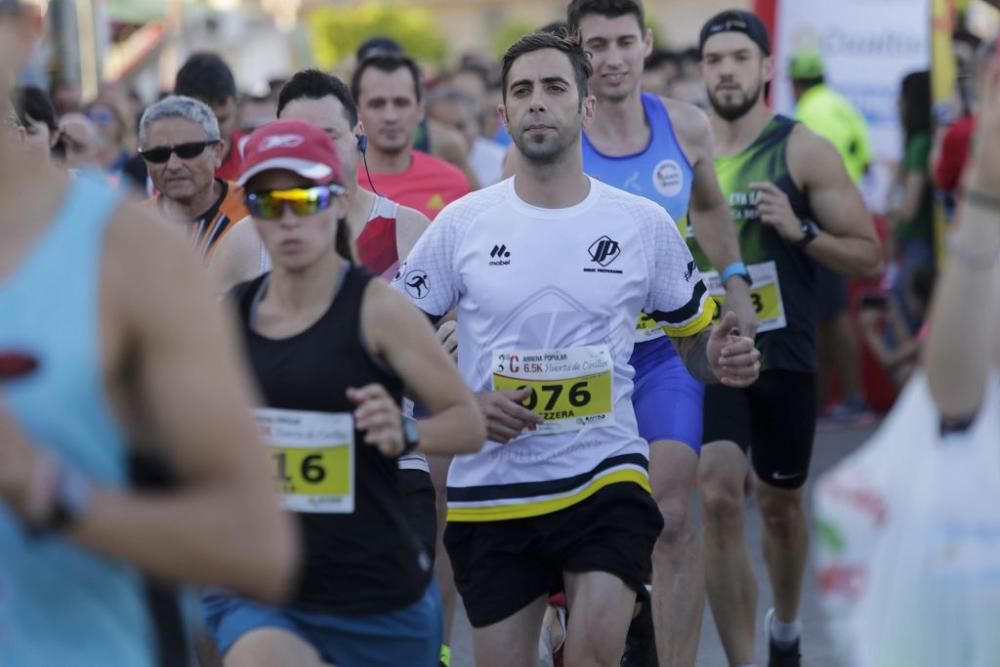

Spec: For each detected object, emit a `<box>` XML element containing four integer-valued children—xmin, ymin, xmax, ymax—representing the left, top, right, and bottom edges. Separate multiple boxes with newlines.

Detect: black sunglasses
<box><xmin>140</xmin><ymin>140</ymin><xmax>220</xmax><ymax>164</ymax></box>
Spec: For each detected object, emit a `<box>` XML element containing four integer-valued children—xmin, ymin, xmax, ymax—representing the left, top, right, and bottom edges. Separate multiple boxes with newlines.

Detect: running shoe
<box><xmin>765</xmin><ymin>608</ymin><xmax>802</xmax><ymax>667</ymax></box>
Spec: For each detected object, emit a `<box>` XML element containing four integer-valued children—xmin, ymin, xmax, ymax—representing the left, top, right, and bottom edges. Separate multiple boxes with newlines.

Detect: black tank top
<box><xmin>690</xmin><ymin>116</ymin><xmax>818</xmax><ymax>372</ymax></box>
<box><xmin>233</xmin><ymin>265</ymin><xmax>431</xmax><ymax>615</ymax></box>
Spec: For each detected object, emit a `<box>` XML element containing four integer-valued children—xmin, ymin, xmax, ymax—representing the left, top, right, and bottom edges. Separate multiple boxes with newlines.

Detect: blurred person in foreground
<box><xmin>925</xmin><ymin>55</ymin><xmax>1000</xmax><ymax>435</ymax></box>
<box><xmin>789</xmin><ymin>48</ymin><xmax>875</xmax><ymax>424</ymax></box>
<box><xmin>0</xmin><ymin>2</ymin><xmax>298</xmax><ymax>665</ymax></box>
<box><xmin>139</xmin><ymin>95</ymin><xmax>250</xmax><ymax>262</ymax></box>
<box><xmin>351</xmin><ymin>51</ymin><xmax>473</xmax><ymax>218</ymax></box>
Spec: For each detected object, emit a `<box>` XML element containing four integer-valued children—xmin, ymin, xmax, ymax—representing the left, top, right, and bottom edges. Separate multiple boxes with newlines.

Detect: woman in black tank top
<box><xmin>201</xmin><ymin>120</ymin><xmax>484</xmax><ymax>667</ymax></box>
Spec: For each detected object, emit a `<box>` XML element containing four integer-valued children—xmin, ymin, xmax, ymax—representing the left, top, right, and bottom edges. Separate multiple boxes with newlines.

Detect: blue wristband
<box><xmin>720</xmin><ymin>262</ymin><xmax>749</xmax><ymax>285</ymax></box>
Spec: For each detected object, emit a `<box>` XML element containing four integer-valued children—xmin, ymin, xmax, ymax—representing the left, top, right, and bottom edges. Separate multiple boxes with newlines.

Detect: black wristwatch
<box><xmin>794</xmin><ymin>220</ymin><xmax>820</xmax><ymax>248</ymax></box>
<box><xmin>401</xmin><ymin>417</ymin><xmax>421</xmax><ymax>456</ymax></box>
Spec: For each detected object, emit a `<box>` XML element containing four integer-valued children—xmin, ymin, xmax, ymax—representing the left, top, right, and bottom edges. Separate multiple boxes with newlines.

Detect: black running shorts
<box><xmin>444</xmin><ymin>482</ymin><xmax>664</xmax><ymax>628</ymax></box>
<box><xmin>702</xmin><ymin>369</ymin><xmax>817</xmax><ymax>490</ymax></box>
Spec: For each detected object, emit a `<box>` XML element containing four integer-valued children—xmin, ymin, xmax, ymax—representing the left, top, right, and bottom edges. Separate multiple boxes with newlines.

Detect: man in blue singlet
<box><xmin>568</xmin><ymin>1</ymin><xmax>757</xmax><ymax>664</ymax></box>
<box><xmin>0</xmin><ymin>3</ymin><xmax>297</xmax><ymax>664</ymax></box>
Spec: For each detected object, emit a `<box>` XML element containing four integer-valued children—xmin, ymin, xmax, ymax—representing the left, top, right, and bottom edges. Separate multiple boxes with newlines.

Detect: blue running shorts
<box><xmin>630</xmin><ymin>336</ymin><xmax>705</xmax><ymax>453</ymax></box>
<box><xmin>202</xmin><ymin>581</ymin><xmax>442</xmax><ymax>667</ymax></box>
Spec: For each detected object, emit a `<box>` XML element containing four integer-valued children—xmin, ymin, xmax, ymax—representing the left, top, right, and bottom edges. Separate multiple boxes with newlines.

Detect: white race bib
<box><xmin>254</xmin><ymin>408</ymin><xmax>355</xmax><ymax>514</ymax></box>
<box><xmin>491</xmin><ymin>345</ymin><xmax>615</xmax><ymax>434</ymax></box>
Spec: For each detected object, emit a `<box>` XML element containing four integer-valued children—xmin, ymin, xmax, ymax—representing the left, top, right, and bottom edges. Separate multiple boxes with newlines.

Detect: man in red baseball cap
<box><xmin>202</xmin><ymin>116</ymin><xmax>485</xmax><ymax>666</ymax></box>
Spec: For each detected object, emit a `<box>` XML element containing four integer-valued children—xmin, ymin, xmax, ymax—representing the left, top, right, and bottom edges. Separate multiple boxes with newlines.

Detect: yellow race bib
<box><xmin>255</xmin><ymin>408</ymin><xmax>354</xmax><ymax>513</ymax></box>
<box><xmin>492</xmin><ymin>346</ymin><xmax>615</xmax><ymax>434</ymax></box>
<box><xmin>705</xmin><ymin>261</ymin><xmax>787</xmax><ymax>333</ymax></box>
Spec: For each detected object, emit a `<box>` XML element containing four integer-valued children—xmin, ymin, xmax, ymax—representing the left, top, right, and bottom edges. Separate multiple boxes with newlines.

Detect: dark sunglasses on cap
<box><xmin>139</xmin><ymin>140</ymin><xmax>220</xmax><ymax>164</ymax></box>
<box><xmin>245</xmin><ymin>184</ymin><xmax>346</xmax><ymax>220</ymax></box>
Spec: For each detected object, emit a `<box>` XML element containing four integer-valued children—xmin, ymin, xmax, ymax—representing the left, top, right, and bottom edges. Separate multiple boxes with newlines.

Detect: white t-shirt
<box><xmin>392</xmin><ymin>177</ymin><xmax>713</xmax><ymax>522</ymax></box>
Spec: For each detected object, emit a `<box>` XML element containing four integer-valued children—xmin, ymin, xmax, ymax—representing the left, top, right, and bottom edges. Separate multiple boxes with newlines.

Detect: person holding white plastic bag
<box><xmin>814</xmin><ymin>53</ymin><xmax>1000</xmax><ymax>667</ymax></box>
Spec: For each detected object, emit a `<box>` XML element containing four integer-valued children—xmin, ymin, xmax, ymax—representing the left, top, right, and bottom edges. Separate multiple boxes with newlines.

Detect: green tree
<box><xmin>489</xmin><ymin>18</ymin><xmax>542</xmax><ymax>59</ymax></box>
<box><xmin>308</xmin><ymin>3</ymin><xmax>448</xmax><ymax>69</ymax></box>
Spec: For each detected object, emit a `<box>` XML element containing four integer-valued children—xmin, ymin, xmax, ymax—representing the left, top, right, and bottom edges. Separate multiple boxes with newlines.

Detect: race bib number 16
<box><xmin>492</xmin><ymin>345</ymin><xmax>615</xmax><ymax>434</ymax></box>
<box><xmin>254</xmin><ymin>408</ymin><xmax>354</xmax><ymax>514</ymax></box>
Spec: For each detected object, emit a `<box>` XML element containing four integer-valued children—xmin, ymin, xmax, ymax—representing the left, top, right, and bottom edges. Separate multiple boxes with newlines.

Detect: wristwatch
<box><xmin>401</xmin><ymin>417</ymin><xmax>421</xmax><ymax>456</ymax></box>
<box><xmin>794</xmin><ymin>220</ymin><xmax>820</xmax><ymax>248</ymax></box>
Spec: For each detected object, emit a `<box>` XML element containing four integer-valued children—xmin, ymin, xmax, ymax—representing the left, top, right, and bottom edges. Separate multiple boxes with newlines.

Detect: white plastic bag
<box><xmin>814</xmin><ymin>371</ymin><xmax>1000</xmax><ymax>667</ymax></box>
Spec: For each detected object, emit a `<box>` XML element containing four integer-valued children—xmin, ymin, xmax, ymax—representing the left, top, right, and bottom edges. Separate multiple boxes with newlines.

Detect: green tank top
<box><xmin>688</xmin><ymin>115</ymin><xmax>818</xmax><ymax>373</ymax></box>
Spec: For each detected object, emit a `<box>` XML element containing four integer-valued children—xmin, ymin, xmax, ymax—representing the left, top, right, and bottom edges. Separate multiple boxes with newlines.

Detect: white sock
<box><xmin>770</xmin><ymin>614</ymin><xmax>802</xmax><ymax>645</ymax></box>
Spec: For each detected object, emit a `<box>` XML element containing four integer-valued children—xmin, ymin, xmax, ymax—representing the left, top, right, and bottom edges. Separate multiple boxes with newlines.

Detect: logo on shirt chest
<box><xmin>489</xmin><ymin>244</ymin><xmax>512</xmax><ymax>266</ymax></box>
<box><xmin>584</xmin><ymin>235</ymin><xmax>624</xmax><ymax>275</ymax></box>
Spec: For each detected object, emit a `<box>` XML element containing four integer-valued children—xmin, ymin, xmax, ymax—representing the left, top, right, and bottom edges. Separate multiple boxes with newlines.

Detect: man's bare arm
<box><xmin>666</xmin><ymin>98</ymin><xmax>757</xmax><ymax>336</ymax></box>
<box><xmin>788</xmin><ymin>127</ymin><xmax>883</xmax><ymax>281</ymax></box>
<box><xmin>671</xmin><ymin>327</ymin><xmax>717</xmax><ymax>384</ymax></box>
<box><xmin>70</xmin><ymin>209</ymin><xmax>297</xmax><ymax>603</ymax></box>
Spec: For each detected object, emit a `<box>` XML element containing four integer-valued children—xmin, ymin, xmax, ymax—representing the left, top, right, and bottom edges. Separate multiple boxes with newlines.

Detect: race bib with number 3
<box><xmin>254</xmin><ymin>408</ymin><xmax>355</xmax><ymax>514</ymax></box>
<box><xmin>492</xmin><ymin>345</ymin><xmax>615</xmax><ymax>434</ymax></box>
<box><xmin>705</xmin><ymin>260</ymin><xmax>787</xmax><ymax>333</ymax></box>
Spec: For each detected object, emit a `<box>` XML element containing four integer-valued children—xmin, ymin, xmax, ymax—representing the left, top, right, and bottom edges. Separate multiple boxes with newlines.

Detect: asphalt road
<box><xmin>448</xmin><ymin>423</ymin><xmax>878</xmax><ymax>667</ymax></box>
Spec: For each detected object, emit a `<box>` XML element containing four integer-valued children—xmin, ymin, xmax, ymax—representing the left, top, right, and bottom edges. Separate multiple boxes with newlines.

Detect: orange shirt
<box><xmin>358</xmin><ymin>149</ymin><xmax>471</xmax><ymax>220</ymax></box>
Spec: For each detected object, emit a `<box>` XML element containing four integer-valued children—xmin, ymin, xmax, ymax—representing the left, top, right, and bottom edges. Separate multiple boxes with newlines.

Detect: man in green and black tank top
<box><xmin>692</xmin><ymin>11</ymin><xmax>883</xmax><ymax>667</ymax></box>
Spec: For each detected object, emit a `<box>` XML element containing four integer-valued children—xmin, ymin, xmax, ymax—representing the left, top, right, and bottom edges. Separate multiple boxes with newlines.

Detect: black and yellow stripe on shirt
<box><xmin>650</xmin><ymin>279</ymin><xmax>717</xmax><ymax>338</ymax></box>
<box><xmin>446</xmin><ymin>454</ymin><xmax>651</xmax><ymax>522</ymax></box>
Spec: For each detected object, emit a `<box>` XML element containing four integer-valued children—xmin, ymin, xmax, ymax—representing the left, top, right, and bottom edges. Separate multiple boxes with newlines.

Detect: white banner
<box><xmin>771</xmin><ymin>0</ymin><xmax>931</xmax><ymax>212</ymax></box>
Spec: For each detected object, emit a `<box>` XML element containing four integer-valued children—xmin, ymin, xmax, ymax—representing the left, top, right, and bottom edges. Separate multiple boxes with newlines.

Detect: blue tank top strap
<box><xmin>641</xmin><ymin>93</ymin><xmax>694</xmax><ymax>172</ymax></box>
<box><xmin>580</xmin><ymin>93</ymin><xmax>695</xmax><ymax>225</ymax></box>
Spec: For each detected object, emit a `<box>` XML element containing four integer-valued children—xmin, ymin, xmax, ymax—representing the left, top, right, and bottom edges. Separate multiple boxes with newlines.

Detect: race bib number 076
<box><xmin>492</xmin><ymin>345</ymin><xmax>614</xmax><ymax>434</ymax></box>
<box><xmin>254</xmin><ymin>408</ymin><xmax>354</xmax><ymax>514</ymax></box>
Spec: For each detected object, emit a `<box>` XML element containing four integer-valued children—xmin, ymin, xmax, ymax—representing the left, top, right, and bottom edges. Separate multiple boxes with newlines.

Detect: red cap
<box><xmin>238</xmin><ymin>119</ymin><xmax>342</xmax><ymax>187</ymax></box>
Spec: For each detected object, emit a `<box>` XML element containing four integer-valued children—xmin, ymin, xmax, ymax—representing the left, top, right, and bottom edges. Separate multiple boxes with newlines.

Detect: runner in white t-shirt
<box><xmin>392</xmin><ymin>30</ymin><xmax>760</xmax><ymax>666</ymax></box>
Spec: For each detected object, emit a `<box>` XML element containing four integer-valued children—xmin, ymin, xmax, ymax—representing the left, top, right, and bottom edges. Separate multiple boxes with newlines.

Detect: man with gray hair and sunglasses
<box><xmin>139</xmin><ymin>94</ymin><xmax>251</xmax><ymax>260</ymax></box>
